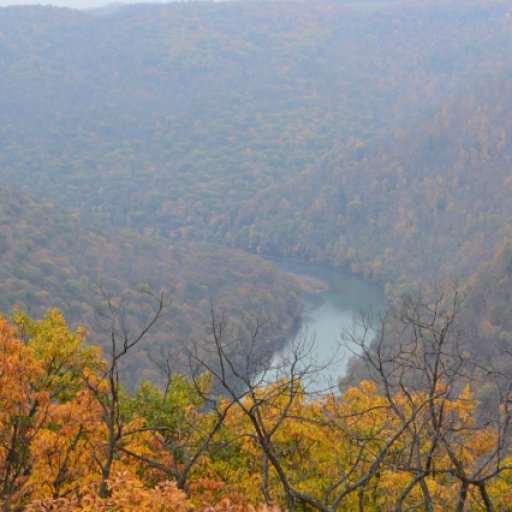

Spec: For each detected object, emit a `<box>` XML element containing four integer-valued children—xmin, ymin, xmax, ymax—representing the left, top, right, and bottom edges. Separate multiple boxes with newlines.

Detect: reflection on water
<box><xmin>270</xmin><ymin>258</ymin><xmax>386</xmax><ymax>391</ymax></box>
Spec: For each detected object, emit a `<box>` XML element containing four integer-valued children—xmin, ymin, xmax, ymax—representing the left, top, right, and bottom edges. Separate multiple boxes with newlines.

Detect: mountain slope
<box><xmin>0</xmin><ymin>185</ymin><xmax>301</xmax><ymax>379</ymax></box>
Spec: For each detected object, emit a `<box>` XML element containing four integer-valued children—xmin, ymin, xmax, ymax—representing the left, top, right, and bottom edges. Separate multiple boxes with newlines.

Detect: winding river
<box><xmin>271</xmin><ymin>258</ymin><xmax>386</xmax><ymax>390</ymax></box>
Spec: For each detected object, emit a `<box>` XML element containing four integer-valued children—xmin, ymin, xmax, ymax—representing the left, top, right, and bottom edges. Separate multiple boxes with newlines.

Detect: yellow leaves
<box><xmin>444</xmin><ymin>384</ymin><xmax>475</xmax><ymax>424</ymax></box>
<box><xmin>1</xmin><ymin>308</ymin><xmax>510</xmax><ymax>511</ymax></box>
<box><xmin>342</xmin><ymin>380</ymin><xmax>381</xmax><ymax>410</ymax></box>
<box><xmin>469</xmin><ymin>428</ymin><xmax>497</xmax><ymax>458</ymax></box>
<box><xmin>359</xmin><ymin>379</ymin><xmax>378</xmax><ymax>396</ymax></box>
<box><xmin>487</xmin><ymin>461</ymin><xmax>512</xmax><ymax>508</ymax></box>
<box><xmin>378</xmin><ymin>469</ymin><xmax>410</xmax><ymax>494</ymax></box>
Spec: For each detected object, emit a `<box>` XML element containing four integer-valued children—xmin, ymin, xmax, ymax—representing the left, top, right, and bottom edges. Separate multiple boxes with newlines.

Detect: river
<box><xmin>271</xmin><ymin>258</ymin><xmax>386</xmax><ymax>391</ymax></box>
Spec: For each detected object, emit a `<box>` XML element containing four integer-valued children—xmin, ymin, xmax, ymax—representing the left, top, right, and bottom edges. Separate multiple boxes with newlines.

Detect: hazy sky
<box><xmin>0</xmin><ymin>0</ymin><xmax>170</xmax><ymax>8</ymax></box>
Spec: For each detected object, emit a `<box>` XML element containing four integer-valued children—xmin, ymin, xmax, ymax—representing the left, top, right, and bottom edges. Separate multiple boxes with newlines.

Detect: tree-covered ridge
<box><xmin>1</xmin><ymin>0</ymin><xmax>510</xmax><ymax>240</ymax></box>
<box><xmin>232</xmin><ymin>68</ymin><xmax>512</xmax><ymax>287</ymax></box>
<box><xmin>0</xmin><ymin>185</ymin><xmax>301</xmax><ymax>380</ymax></box>
<box><xmin>2</xmin><ymin>302</ymin><xmax>512</xmax><ymax>511</ymax></box>
<box><xmin>1</xmin><ymin>0</ymin><xmax>512</xmax><ymax>380</ymax></box>
<box><xmin>1</xmin><ymin>1</ymin><xmax>511</xmax><ymax>283</ymax></box>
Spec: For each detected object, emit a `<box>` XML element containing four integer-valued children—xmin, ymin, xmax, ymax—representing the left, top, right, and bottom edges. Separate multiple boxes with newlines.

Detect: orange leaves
<box><xmin>105</xmin><ymin>472</ymin><xmax>192</xmax><ymax>512</ymax></box>
<box><xmin>1</xmin><ymin>307</ymin><xmax>511</xmax><ymax>511</ymax></box>
<box><xmin>29</xmin><ymin>389</ymin><xmax>105</xmax><ymax>500</ymax></box>
<box><xmin>0</xmin><ymin>318</ymin><xmax>50</xmax><ymax>509</ymax></box>
<box><xmin>26</xmin><ymin>472</ymin><xmax>283</xmax><ymax>512</ymax></box>
<box><xmin>0</xmin><ymin>318</ymin><xmax>45</xmax><ymax>410</ymax></box>
<box><xmin>26</xmin><ymin>472</ymin><xmax>193</xmax><ymax>512</ymax></box>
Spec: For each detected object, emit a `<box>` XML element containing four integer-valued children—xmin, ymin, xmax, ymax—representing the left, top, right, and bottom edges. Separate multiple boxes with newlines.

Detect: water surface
<box><xmin>271</xmin><ymin>258</ymin><xmax>386</xmax><ymax>390</ymax></box>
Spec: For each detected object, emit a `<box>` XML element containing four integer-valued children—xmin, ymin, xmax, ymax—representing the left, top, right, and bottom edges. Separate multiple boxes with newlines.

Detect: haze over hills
<box><xmin>0</xmin><ymin>0</ymin><xmax>166</xmax><ymax>7</ymax></box>
<box><xmin>1</xmin><ymin>0</ymin><xmax>512</xmax><ymax>373</ymax></box>
<box><xmin>4</xmin><ymin>1</ymin><xmax>512</xmax><ymax>508</ymax></box>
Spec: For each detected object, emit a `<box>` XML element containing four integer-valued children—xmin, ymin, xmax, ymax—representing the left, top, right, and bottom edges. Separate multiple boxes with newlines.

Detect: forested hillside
<box><xmin>4</xmin><ymin>0</ymin><xmax>512</xmax><ymax>509</ymax></box>
<box><xmin>234</xmin><ymin>71</ymin><xmax>512</xmax><ymax>287</ymax></box>
<box><xmin>2</xmin><ymin>0</ymin><xmax>511</xmax><ymax>246</ymax></box>
<box><xmin>0</xmin><ymin>185</ymin><xmax>301</xmax><ymax>379</ymax></box>
<box><xmin>1</xmin><ymin>0</ymin><xmax>512</xmax><ymax>375</ymax></box>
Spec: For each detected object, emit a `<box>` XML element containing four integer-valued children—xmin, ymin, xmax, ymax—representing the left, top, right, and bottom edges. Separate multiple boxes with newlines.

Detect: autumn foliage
<box><xmin>1</xmin><ymin>308</ymin><xmax>512</xmax><ymax>511</ymax></box>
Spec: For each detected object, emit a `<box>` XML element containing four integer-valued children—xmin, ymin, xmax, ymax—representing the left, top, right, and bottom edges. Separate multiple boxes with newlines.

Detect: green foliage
<box><xmin>0</xmin><ymin>0</ymin><xmax>512</xmax><ymax>381</ymax></box>
<box><xmin>127</xmin><ymin>375</ymin><xmax>209</xmax><ymax>429</ymax></box>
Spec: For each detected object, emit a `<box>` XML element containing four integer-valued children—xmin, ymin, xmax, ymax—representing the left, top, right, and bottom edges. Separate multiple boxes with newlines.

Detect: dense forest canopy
<box><xmin>0</xmin><ymin>0</ymin><xmax>512</xmax><ymax>375</ymax></box>
<box><xmin>2</xmin><ymin>0</ymin><xmax>512</xmax><ymax>509</ymax></box>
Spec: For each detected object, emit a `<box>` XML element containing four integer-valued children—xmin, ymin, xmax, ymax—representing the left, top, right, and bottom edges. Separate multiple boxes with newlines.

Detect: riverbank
<box><xmin>269</xmin><ymin>257</ymin><xmax>386</xmax><ymax>386</ymax></box>
<box><xmin>286</xmin><ymin>272</ymin><xmax>329</xmax><ymax>294</ymax></box>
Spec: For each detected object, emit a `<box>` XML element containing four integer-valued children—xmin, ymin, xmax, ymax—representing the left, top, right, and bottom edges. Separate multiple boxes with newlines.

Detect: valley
<box><xmin>2</xmin><ymin>1</ymin><xmax>512</xmax><ymax>509</ymax></box>
<box><xmin>0</xmin><ymin>0</ymin><xmax>511</xmax><ymax>382</ymax></box>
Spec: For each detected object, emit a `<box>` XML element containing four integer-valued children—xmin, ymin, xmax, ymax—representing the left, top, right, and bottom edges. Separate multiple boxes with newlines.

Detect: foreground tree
<box><xmin>188</xmin><ymin>309</ymin><xmax>417</xmax><ymax>511</ymax></box>
<box><xmin>84</xmin><ymin>287</ymin><xmax>168</xmax><ymax>498</ymax></box>
<box><xmin>343</xmin><ymin>288</ymin><xmax>512</xmax><ymax>511</ymax></box>
<box><xmin>0</xmin><ymin>310</ymin><xmax>104</xmax><ymax>510</ymax></box>
<box><xmin>193</xmin><ymin>292</ymin><xmax>512</xmax><ymax>511</ymax></box>
<box><xmin>2</xmin><ymin>288</ymin><xmax>512</xmax><ymax>511</ymax></box>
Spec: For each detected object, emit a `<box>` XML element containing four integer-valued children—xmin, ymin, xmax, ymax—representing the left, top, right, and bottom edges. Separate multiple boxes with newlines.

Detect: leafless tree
<box><xmin>189</xmin><ymin>289</ymin><xmax>512</xmax><ymax>511</ymax></box>
<box><xmin>344</xmin><ymin>287</ymin><xmax>512</xmax><ymax>512</ymax></box>
<box><xmin>187</xmin><ymin>307</ymin><xmax>433</xmax><ymax>511</ymax></box>
<box><xmin>85</xmin><ymin>286</ymin><xmax>168</xmax><ymax>498</ymax></box>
